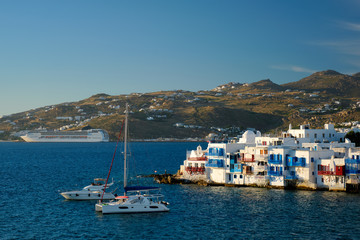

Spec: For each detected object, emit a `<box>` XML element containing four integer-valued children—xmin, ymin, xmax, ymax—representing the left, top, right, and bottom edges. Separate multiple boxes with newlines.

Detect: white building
<box><xmin>286</xmin><ymin>123</ymin><xmax>346</xmax><ymax>143</ymax></box>
<box><xmin>179</xmin><ymin>123</ymin><xmax>360</xmax><ymax>192</ymax></box>
<box><xmin>56</xmin><ymin>116</ymin><xmax>73</xmax><ymax>121</ymax></box>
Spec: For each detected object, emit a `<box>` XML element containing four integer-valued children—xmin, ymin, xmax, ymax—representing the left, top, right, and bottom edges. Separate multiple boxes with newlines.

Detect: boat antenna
<box><xmin>124</xmin><ymin>103</ymin><xmax>129</xmax><ymax>195</ymax></box>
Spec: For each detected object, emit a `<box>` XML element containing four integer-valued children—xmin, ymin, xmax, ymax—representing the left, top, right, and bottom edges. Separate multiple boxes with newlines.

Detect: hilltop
<box><xmin>1</xmin><ymin>70</ymin><xmax>359</xmax><ymax>141</ymax></box>
<box><xmin>282</xmin><ymin>70</ymin><xmax>360</xmax><ymax>97</ymax></box>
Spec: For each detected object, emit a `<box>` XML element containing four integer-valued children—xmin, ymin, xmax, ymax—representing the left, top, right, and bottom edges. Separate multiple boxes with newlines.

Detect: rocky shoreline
<box><xmin>148</xmin><ymin>173</ymin><xmax>212</xmax><ymax>186</ymax></box>
<box><xmin>149</xmin><ymin>173</ymin><xmax>360</xmax><ymax>193</ymax></box>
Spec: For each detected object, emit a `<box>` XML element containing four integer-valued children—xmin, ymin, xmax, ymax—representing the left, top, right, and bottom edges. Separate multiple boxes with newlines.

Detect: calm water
<box><xmin>1</xmin><ymin>142</ymin><xmax>360</xmax><ymax>240</ymax></box>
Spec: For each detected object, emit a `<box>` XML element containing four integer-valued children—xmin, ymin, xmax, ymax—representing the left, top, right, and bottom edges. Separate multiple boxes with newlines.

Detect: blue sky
<box><xmin>0</xmin><ymin>0</ymin><xmax>359</xmax><ymax>116</ymax></box>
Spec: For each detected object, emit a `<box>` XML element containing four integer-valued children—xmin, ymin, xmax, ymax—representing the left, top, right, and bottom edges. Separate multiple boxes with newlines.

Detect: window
<box><xmin>234</xmin><ymin>175</ymin><xmax>237</xmax><ymax>179</ymax></box>
<box><xmin>219</xmin><ymin>148</ymin><xmax>224</xmax><ymax>156</ymax></box>
<box><xmin>322</xmin><ymin>177</ymin><xmax>324</xmax><ymax>182</ymax></box>
<box><xmin>323</xmin><ymin>133</ymin><xmax>325</xmax><ymax>138</ymax></box>
<box><xmin>314</xmin><ymin>133</ymin><xmax>317</xmax><ymax>138</ymax></box>
<box><xmin>312</xmin><ymin>172</ymin><xmax>315</xmax><ymax>175</ymax></box>
<box><xmin>240</xmin><ymin>175</ymin><xmax>243</xmax><ymax>179</ymax></box>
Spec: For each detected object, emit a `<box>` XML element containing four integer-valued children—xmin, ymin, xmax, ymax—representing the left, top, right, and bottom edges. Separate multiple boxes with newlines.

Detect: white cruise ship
<box><xmin>21</xmin><ymin>129</ymin><xmax>109</xmax><ymax>142</ymax></box>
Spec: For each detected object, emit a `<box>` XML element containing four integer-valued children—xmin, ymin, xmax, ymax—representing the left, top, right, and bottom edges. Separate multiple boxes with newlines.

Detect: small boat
<box><xmin>60</xmin><ymin>178</ymin><xmax>116</xmax><ymax>200</ymax></box>
<box><xmin>95</xmin><ymin>103</ymin><xmax>170</xmax><ymax>214</ymax></box>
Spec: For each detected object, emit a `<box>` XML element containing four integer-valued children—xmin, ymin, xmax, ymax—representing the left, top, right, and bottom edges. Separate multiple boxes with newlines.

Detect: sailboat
<box><xmin>95</xmin><ymin>103</ymin><xmax>170</xmax><ymax>214</ymax></box>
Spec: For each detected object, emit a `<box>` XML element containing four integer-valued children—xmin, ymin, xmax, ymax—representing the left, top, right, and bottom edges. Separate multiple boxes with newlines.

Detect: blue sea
<box><xmin>1</xmin><ymin>142</ymin><xmax>360</xmax><ymax>240</ymax></box>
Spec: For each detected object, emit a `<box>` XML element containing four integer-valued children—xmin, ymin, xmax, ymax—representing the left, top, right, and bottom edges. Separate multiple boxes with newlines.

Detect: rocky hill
<box><xmin>1</xmin><ymin>70</ymin><xmax>359</xmax><ymax>141</ymax></box>
<box><xmin>282</xmin><ymin>70</ymin><xmax>360</xmax><ymax>97</ymax></box>
<box><xmin>242</xmin><ymin>79</ymin><xmax>285</xmax><ymax>92</ymax></box>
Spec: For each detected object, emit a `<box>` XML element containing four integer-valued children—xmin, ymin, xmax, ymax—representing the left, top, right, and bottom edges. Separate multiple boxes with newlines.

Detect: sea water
<box><xmin>1</xmin><ymin>142</ymin><xmax>360</xmax><ymax>239</ymax></box>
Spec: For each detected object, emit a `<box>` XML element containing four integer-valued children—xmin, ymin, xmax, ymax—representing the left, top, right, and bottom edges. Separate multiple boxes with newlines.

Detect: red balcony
<box><xmin>239</xmin><ymin>154</ymin><xmax>255</xmax><ymax>162</ymax></box>
<box><xmin>185</xmin><ymin>166</ymin><xmax>205</xmax><ymax>174</ymax></box>
<box><xmin>187</xmin><ymin>157</ymin><xmax>207</xmax><ymax>161</ymax></box>
<box><xmin>318</xmin><ymin>165</ymin><xmax>345</xmax><ymax>176</ymax></box>
<box><xmin>318</xmin><ymin>170</ymin><xmax>334</xmax><ymax>175</ymax></box>
<box><xmin>241</xmin><ymin>158</ymin><xmax>255</xmax><ymax>162</ymax></box>
<box><xmin>335</xmin><ymin>166</ymin><xmax>345</xmax><ymax>176</ymax></box>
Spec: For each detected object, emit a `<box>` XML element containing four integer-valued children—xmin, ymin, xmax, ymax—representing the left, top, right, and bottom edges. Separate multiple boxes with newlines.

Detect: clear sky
<box><xmin>0</xmin><ymin>0</ymin><xmax>359</xmax><ymax>116</ymax></box>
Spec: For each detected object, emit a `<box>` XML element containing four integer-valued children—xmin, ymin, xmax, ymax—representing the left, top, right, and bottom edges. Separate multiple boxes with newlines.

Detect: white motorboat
<box><xmin>60</xmin><ymin>178</ymin><xmax>116</xmax><ymax>200</ymax></box>
<box><xmin>95</xmin><ymin>103</ymin><xmax>170</xmax><ymax>214</ymax></box>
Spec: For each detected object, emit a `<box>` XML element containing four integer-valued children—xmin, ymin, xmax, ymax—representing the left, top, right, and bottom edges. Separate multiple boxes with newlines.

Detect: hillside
<box><xmin>1</xmin><ymin>70</ymin><xmax>359</xmax><ymax>141</ymax></box>
<box><xmin>282</xmin><ymin>70</ymin><xmax>360</xmax><ymax>97</ymax></box>
<box><xmin>241</xmin><ymin>79</ymin><xmax>285</xmax><ymax>92</ymax></box>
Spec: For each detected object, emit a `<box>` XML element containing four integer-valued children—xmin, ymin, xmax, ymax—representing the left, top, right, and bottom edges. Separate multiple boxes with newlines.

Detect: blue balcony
<box><xmin>268</xmin><ymin>170</ymin><xmax>283</xmax><ymax>176</ymax></box>
<box><xmin>207</xmin><ymin>148</ymin><xmax>225</xmax><ymax>157</ymax></box>
<box><xmin>345</xmin><ymin>158</ymin><xmax>360</xmax><ymax>164</ymax></box>
<box><xmin>287</xmin><ymin>157</ymin><xmax>306</xmax><ymax>167</ymax></box>
<box><xmin>205</xmin><ymin>159</ymin><xmax>224</xmax><ymax>168</ymax></box>
<box><xmin>268</xmin><ymin>154</ymin><xmax>283</xmax><ymax>164</ymax></box>
<box><xmin>230</xmin><ymin>163</ymin><xmax>242</xmax><ymax>173</ymax></box>
<box><xmin>346</xmin><ymin>169</ymin><xmax>360</xmax><ymax>174</ymax></box>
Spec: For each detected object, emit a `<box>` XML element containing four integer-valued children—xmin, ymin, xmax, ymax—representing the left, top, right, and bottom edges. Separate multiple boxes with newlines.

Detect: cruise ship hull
<box><xmin>21</xmin><ymin>129</ymin><xmax>109</xmax><ymax>142</ymax></box>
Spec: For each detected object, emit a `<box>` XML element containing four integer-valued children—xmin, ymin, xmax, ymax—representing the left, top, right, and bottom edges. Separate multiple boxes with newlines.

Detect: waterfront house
<box><xmin>179</xmin><ymin>124</ymin><xmax>360</xmax><ymax>192</ymax></box>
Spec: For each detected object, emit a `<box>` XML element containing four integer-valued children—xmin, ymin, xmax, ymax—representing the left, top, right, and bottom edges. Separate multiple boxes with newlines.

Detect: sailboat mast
<box><xmin>124</xmin><ymin>103</ymin><xmax>128</xmax><ymax>191</ymax></box>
